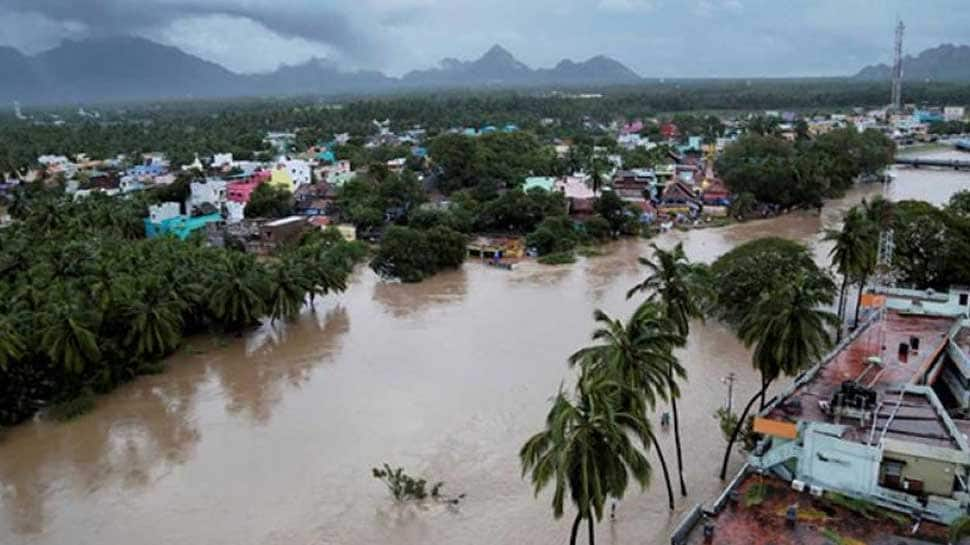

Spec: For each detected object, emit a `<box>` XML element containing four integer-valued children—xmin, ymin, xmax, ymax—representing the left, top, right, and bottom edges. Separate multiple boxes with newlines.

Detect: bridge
<box><xmin>895</xmin><ymin>156</ymin><xmax>970</xmax><ymax>170</ymax></box>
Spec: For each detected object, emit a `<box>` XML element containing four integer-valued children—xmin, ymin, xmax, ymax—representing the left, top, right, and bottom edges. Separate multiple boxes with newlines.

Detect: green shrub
<box><xmin>371</xmin><ymin>225</ymin><xmax>467</xmax><ymax>282</ymax></box>
<box><xmin>47</xmin><ymin>390</ymin><xmax>96</xmax><ymax>422</ymax></box>
<box><xmin>526</xmin><ymin>216</ymin><xmax>578</xmax><ymax>255</ymax></box>
<box><xmin>372</xmin><ymin>463</ymin><xmax>444</xmax><ymax>502</ymax></box>
<box><xmin>538</xmin><ymin>252</ymin><xmax>577</xmax><ymax>265</ymax></box>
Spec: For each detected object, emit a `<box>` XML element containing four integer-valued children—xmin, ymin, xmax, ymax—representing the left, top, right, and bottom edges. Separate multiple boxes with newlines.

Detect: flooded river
<box><xmin>1</xmin><ymin>155</ymin><xmax>968</xmax><ymax>545</ymax></box>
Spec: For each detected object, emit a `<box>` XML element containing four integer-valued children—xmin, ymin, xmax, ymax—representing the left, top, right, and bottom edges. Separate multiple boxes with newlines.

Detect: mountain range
<box><xmin>0</xmin><ymin>38</ymin><xmax>642</xmax><ymax>105</ymax></box>
<box><xmin>3</xmin><ymin>36</ymin><xmax>970</xmax><ymax>105</ymax></box>
<box><xmin>854</xmin><ymin>44</ymin><xmax>970</xmax><ymax>82</ymax></box>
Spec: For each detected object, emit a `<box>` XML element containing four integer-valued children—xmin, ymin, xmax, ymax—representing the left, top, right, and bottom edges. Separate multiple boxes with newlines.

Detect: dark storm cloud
<box><xmin>0</xmin><ymin>0</ymin><xmax>378</xmax><ymax>62</ymax></box>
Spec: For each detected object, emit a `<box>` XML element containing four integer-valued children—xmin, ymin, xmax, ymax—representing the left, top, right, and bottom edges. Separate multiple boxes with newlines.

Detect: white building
<box><xmin>225</xmin><ymin>201</ymin><xmax>246</xmax><ymax>224</ymax></box>
<box><xmin>212</xmin><ymin>153</ymin><xmax>234</xmax><ymax>169</ymax></box>
<box><xmin>187</xmin><ymin>179</ymin><xmax>227</xmax><ymax>214</ymax></box>
<box><xmin>148</xmin><ymin>202</ymin><xmax>182</xmax><ymax>223</ymax></box>
<box><xmin>945</xmin><ymin>106</ymin><xmax>966</xmax><ymax>122</ymax></box>
<box><xmin>280</xmin><ymin>159</ymin><xmax>311</xmax><ymax>189</ymax></box>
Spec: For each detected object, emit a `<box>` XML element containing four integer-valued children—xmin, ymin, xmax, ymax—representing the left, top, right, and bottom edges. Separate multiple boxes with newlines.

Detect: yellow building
<box><xmin>269</xmin><ymin>165</ymin><xmax>295</xmax><ymax>192</ymax></box>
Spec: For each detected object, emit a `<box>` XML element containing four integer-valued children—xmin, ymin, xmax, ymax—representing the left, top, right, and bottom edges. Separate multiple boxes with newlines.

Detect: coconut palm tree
<box><xmin>207</xmin><ymin>253</ymin><xmax>269</xmax><ymax>330</ymax></box>
<box><xmin>267</xmin><ymin>256</ymin><xmax>312</xmax><ymax>323</ymax></box>
<box><xmin>853</xmin><ymin>197</ymin><xmax>893</xmax><ymax>326</ymax></box>
<box><xmin>122</xmin><ymin>276</ymin><xmax>185</xmax><ymax>358</ymax></box>
<box><xmin>628</xmin><ymin>242</ymin><xmax>707</xmax><ymax>497</ymax></box>
<box><xmin>949</xmin><ymin>515</ymin><xmax>970</xmax><ymax>545</ymax></box>
<box><xmin>824</xmin><ymin>207</ymin><xmax>871</xmax><ymax>341</ymax></box>
<box><xmin>719</xmin><ymin>274</ymin><xmax>836</xmax><ymax>479</ymax></box>
<box><xmin>520</xmin><ymin>371</ymin><xmax>654</xmax><ymax>545</ymax></box>
<box><xmin>568</xmin><ymin>305</ymin><xmax>684</xmax><ymax>509</ymax></box>
<box><xmin>40</xmin><ymin>302</ymin><xmax>102</xmax><ymax>374</ymax></box>
<box><xmin>0</xmin><ymin>315</ymin><xmax>24</xmax><ymax>370</ymax></box>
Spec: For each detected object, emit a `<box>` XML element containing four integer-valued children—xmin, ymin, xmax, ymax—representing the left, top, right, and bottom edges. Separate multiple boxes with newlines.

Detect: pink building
<box><xmin>227</xmin><ymin>170</ymin><xmax>271</xmax><ymax>203</ymax></box>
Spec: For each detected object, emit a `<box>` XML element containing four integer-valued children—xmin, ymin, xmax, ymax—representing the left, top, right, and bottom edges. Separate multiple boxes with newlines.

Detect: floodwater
<box><xmin>1</xmin><ymin>154</ymin><xmax>968</xmax><ymax>545</ymax></box>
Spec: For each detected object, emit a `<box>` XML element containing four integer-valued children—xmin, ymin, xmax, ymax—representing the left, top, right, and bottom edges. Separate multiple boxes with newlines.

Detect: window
<box><xmin>960</xmin><ymin>293</ymin><xmax>968</xmax><ymax>306</ymax></box>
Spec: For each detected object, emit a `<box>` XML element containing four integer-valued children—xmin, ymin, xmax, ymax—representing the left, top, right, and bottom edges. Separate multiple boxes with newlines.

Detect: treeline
<box><xmin>0</xmin><ymin>187</ymin><xmax>365</xmax><ymax>425</ymax></box>
<box><xmin>893</xmin><ymin>193</ymin><xmax>970</xmax><ymax>289</ymax></box>
<box><xmin>4</xmin><ymin>78</ymin><xmax>968</xmax><ymax>172</ymax></box>
<box><xmin>717</xmin><ymin>127</ymin><xmax>896</xmax><ymax>208</ymax></box>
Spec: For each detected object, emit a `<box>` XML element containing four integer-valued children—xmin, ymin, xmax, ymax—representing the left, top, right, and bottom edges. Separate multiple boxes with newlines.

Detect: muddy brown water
<box><xmin>1</xmin><ymin>157</ymin><xmax>968</xmax><ymax>545</ymax></box>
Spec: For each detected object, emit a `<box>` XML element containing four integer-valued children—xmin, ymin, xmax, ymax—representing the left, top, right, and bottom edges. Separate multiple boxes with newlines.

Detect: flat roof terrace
<box><xmin>687</xmin><ymin>474</ymin><xmax>946</xmax><ymax>545</ymax></box>
<box><xmin>767</xmin><ymin>311</ymin><xmax>959</xmax><ymax>448</ymax></box>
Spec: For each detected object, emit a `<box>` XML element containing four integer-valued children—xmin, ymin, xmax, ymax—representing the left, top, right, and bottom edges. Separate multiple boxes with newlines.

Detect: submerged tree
<box><xmin>520</xmin><ymin>371</ymin><xmax>654</xmax><ymax>545</ymax></box>
<box><xmin>568</xmin><ymin>305</ymin><xmax>683</xmax><ymax>510</ymax></box>
<box><xmin>627</xmin><ymin>242</ymin><xmax>707</xmax><ymax>497</ymax></box>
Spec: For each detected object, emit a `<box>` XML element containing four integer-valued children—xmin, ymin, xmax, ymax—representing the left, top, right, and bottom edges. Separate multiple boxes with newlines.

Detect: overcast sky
<box><xmin>0</xmin><ymin>0</ymin><xmax>968</xmax><ymax>77</ymax></box>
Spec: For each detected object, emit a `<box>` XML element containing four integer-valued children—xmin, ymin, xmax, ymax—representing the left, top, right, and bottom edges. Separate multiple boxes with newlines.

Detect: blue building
<box><xmin>145</xmin><ymin>213</ymin><xmax>222</xmax><ymax>240</ymax></box>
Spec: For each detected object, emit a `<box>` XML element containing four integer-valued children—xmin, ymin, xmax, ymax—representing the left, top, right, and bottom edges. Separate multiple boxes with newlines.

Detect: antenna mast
<box><xmin>890</xmin><ymin>20</ymin><xmax>905</xmax><ymax>112</ymax></box>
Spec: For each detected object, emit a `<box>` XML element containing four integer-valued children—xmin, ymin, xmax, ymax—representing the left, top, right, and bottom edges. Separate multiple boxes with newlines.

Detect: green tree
<box><xmin>40</xmin><ymin>302</ymin><xmax>102</xmax><ymax>374</ymax></box>
<box><xmin>122</xmin><ymin>276</ymin><xmax>185</xmax><ymax>358</ymax></box>
<box><xmin>207</xmin><ymin>253</ymin><xmax>269</xmax><ymax>330</ymax></box>
<box><xmin>266</xmin><ymin>256</ymin><xmax>312</xmax><ymax>324</ymax></box>
<box><xmin>720</xmin><ymin>275</ymin><xmax>836</xmax><ymax>479</ymax></box>
<box><xmin>824</xmin><ymin>207</ymin><xmax>875</xmax><ymax>340</ymax></box>
<box><xmin>246</xmin><ymin>183</ymin><xmax>293</xmax><ymax>218</ymax></box>
<box><xmin>0</xmin><ymin>315</ymin><xmax>24</xmax><ymax>370</ymax></box>
<box><xmin>567</xmin><ymin>305</ymin><xmax>684</xmax><ymax>510</ymax></box>
<box><xmin>520</xmin><ymin>371</ymin><xmax>655</xmax><ymax>545</ymax></box>
<box><xmin>627</xmin><ymin>243</ymin><xmax>708</xmax><ymax>497</ymax></box>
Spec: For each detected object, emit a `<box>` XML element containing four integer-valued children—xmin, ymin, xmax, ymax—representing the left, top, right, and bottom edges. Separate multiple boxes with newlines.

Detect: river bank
<box><xmin>0</xmin><ymin>153</ymin><xmax>967</xmax><ymax>545</ymax></box>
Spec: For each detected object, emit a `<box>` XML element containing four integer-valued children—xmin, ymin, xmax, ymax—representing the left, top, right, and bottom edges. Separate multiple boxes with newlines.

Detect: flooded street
<box><xmin>1</xmin><ymin>157</ymin><xmax>967</xmax><ymax>545</ymax></box>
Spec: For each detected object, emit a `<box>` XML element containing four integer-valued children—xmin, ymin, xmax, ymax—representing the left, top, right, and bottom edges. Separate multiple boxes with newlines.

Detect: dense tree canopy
<box><xmin>0</xmin><ymin>187</ymin><xmax>363</xmax><ymax>425</ymax></box>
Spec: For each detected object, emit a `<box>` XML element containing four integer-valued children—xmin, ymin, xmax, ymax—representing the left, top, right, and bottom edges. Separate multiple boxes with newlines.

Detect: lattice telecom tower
<box><xmin>890</xmin><ymin>20</ymin><xmax>905</xmax><ymax>112</ymax></box>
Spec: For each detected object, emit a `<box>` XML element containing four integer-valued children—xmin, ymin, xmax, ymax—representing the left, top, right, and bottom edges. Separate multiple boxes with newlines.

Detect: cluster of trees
<box><xmin>370</xmin><ymin>226</ymin><xmax>467</xmax><ymax>283</ymax></box>
<box><xmin>0</xmin><ymin>187</ymin><xmax>364</xmax><ymax>425</ymax></box>
<box><xmin>427</xmin><ymin>132</ymin><xmax>557</xmax><ymax>193</ymax></box>
<box><xmin>717</xmin><ymin>127</ymin><xmax>896</xmax><ymax>208</ymax></box>
<box><xmin>892</xmin><ymin>194</ymin><xmax>970</xmax><ymax>290</ymax></box>
<box><xmin>520</xmin><ymin>239</ymin><xmax>839</xmax><ymax>544</ymax></box>
<box><xmin>928</xmin><ymin>120</ymin><xmax>970</xmax><ymax>135</ymax></box>
<box><xmin>10</xmin><ymin>77</ymin><xmax>968</xmax><ymax>173</ymax></box>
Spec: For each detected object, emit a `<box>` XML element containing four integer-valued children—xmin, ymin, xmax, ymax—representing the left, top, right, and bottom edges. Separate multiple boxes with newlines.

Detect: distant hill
<box><xmin>0</xmin><ymin>38</ymin><xmax>644</xmax><ymax>104</ymax></box>
<box><xmin>854</xmin><ymin>44</ymin><xmax>970</xmax><ymax>82</ymax></box>
<box><xmin>400</xmin><ymin>44</ymin><xmax>640</xmax><ymax>88</ymax></box>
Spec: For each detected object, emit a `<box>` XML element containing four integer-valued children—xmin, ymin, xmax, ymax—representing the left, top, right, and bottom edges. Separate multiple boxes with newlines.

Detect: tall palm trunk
<box><xmin>569</xmin><ymin>512</ymin><xmax>582</xmax><ymax>545</ymax></box>
<box><xmin>853</xmin><ymin>272</ymin><xmax>868</xmax><ymax>327</ymax></box>
<box><xmin>835</xmin><ymin>275</ymin><xmax>848</xmax><ymax>342</ymax></box>
<box><xmin>587</xmin><ymin>515</ymin><xmax>595</xmax><ymax>545</ymax></box>
<box><xmin>669</xmin><ymin>368</ymin><xmax>688</xmax><ymax>497</ymax></box>
<box><xmin>649</xmin><ymin>430</ymin><xmax>675</xmax><ymax>510</ymax></box>
<box><xmin>719</xmin><ymin>389</ymin><xmax>765</xmax><ymax>480</ymax></box>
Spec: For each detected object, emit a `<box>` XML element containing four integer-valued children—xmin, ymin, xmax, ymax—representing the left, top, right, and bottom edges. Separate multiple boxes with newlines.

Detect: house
<box><xmin>701</xmin><ymin>177</ymin><xmax>731</xmax><ymax>207</ymax></box>
<box><xmin>555</xmin><ymin>175</ymin><xmax>597</xmax><ymax>216</ymax></box>
<box><xmin>227</xmin><ymin>171</ymin><xmax>271</xmax><ymax>204</ymax></box>
<box><xmin>181</xmin><ymin>155</ymin><xmax>204</xmax><ymax>172</ymax></box>
<box><xmin>746</xmin><ymin>290</ymin><xmax>970</xmax><ymax>525</ymax></box>
<box><xmin>612</xmin><ymin>169</ymin><xmax>657</xmax><ymax>200</ymax></box>
<box><xmin>269</xmin><ymin>159</ymin><xmax>311</xmax><ymax>192</ymax></box>
<box><xmin>524</xmin><ymin>176</ymin><xmax>556</xmax><ymax>192</ymax></box>
<box><xmin>386</xmin><ymin>157</ymin><xmax>407</xmax><ymax>174</ymax></box>
<box><xmin>145</xmin><ymin>206</ymin><xmax>222</xmax><ymax>240</ymax></box>
<box><xmin>660</xmin><ymin>122</ymin><xmax>679</xmax><ymax>140</ymax></box>
<box><xmin>212</xmin><ymin>153</ymin><xmax>234</xmax><ymax>169</ymax></box>
<box><xmin>658</xmin><ymin>180</ymin><xmax>700</xmax><ymax>216</ymax></box>
<box><xmin>187</xmin><ymin>179</ymin><xmax>227</xmax><ymax>215</ymax></box>
<box><xmin>260</xmin><ymin>216</ymin><xmax>310</xmax><ymax>248</ymax></box>
<box><xmin>944</xmin><ymin>106</ymin><xmax>966</xmax><ymax>122</ymax></box>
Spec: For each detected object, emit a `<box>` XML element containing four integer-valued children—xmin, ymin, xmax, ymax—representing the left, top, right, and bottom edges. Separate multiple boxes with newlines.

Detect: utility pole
<box><xmin>890</xmin><ymin>19</ymin><xmax>905</xmax><ymax>113</ymax></box>
<box><xmin>722</xmin><ymin>372</ymin><xmax>736</xmax><ymax>413</ymax></box>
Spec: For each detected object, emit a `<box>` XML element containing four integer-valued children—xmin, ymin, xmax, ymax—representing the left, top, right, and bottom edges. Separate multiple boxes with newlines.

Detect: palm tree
<box><xmin>568</xmin><ymin>305</ymin><xmax>684</xmax><ymax>509</ymax></box>
<box><xmin>207</xmin><ymin>253</ymin><xmax>269</xmax><ymax>330</ymax></box>
<box><xmin>267</xmin><ymin>256</ymin><xmax>312</xmax><ymax>323</ymax></box>
<box><xmin>824</xmin><ymin>207</ymin><xmax>871</xmax><ymax>341</ymax></box>
<box><xmin>949</xmin><ymin>515</ymin><xmax>970</xmax><ymax>545</ymax></box>
<box><xmin>854</xmin><ymin>197</ymin><xmax>892</xmax><ymax>326</ymax></box>
<box><xmin>40</xmin><ymin>302</ymin><xmax>102</xmax><ymax>374</ymax></box>
<box><xmin>719</xmin><ymin>274</ymin><xmax>836</xmax><ymax>479</ymax></box>
<box><xmin>0</xmin><ymin>315</ymin><xmax>25</xmax><ymax>370</ymax></box>
<box><xmin>520</xmin><ymin>371</ymin><xmax>654</xmax><ymax>545</ymax></box>
<box><xmin>122</xmin><ymin>276</ymin><xmax>185</xmax><ymax>358</ymax></box>
<box><xmin>627</xmin><ymin>242</ymin><xmax>706</xmax><ymax>497</ymax></box>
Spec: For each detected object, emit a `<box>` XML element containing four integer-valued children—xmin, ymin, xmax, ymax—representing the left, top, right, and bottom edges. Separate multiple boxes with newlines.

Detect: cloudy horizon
<box><xmin>0</xmin><ymin>0</ymin><xmax>968</xmax><ymax>77</ymax></box>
